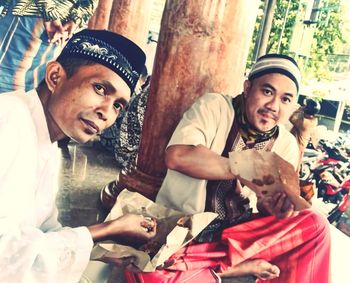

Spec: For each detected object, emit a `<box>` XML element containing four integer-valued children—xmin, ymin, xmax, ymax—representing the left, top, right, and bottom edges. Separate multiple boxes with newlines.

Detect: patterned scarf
<box><xmin>232</xmin><ymin>94</ymin><xmax>278</xmax><ymax>144</ymax></box>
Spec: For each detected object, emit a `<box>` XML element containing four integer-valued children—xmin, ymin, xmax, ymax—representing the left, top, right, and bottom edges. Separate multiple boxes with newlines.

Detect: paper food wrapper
<box><xmin>90</xmin><ymin>189</ymin><xmax>217</xmax><ymax>272</ymax></box>
<box><xmin>229</xmin><ymin>150</ymin><xmax>310</xmax><ymax>211</ymax></box>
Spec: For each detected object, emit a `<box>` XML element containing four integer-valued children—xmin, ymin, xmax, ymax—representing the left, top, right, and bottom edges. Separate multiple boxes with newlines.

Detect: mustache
<box><xmin>257</xmin><ymin>108</ymin><xmax>278</xmax><ymax>120</ymax></box>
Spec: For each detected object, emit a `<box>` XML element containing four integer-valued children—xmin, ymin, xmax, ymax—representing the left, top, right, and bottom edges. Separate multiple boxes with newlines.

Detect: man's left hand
<box><xmin>258</xmin><ymin>192</ymin><xmax>297</xmax><ymax>219</ymax></box>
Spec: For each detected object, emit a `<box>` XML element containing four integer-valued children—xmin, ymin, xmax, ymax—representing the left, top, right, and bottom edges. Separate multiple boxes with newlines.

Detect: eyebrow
<box><xmin>262</xmin><ymin>83</ymin><xmax>295</xmax><ymax>99</ymax></box>
<box><xmin>100</xmin><ymin>80</ymin><xmax>118</xmax><ymax>93</ymax></box>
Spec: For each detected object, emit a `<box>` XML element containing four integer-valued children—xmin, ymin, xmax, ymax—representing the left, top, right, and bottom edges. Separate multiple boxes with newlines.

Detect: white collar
<box><xmin>22</xmin><ymin>89</ymin><xmax>57</xmax><ymax>158</ymax></box>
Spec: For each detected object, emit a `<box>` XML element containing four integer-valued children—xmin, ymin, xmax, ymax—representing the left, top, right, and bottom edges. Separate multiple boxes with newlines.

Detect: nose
<box><xmin>96</xmin><ymin>101</ymin><xmax>118</xmax><ymax>125</ymax></box>
<box><xmin>265</xmin><ymin>95</ymin><xmax>279</xmax><ymax>112</ymax></box>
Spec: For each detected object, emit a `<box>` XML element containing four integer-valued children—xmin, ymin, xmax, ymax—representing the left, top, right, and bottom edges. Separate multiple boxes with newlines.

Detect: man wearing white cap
<box><xmin>128</xmin><ymin>54</ymin><xmax>331</xmax><ymax>283</ymax></box>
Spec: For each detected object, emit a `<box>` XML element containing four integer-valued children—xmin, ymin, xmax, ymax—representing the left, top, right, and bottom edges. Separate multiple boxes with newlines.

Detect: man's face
<box><xmin>243</xmin><ymin>73</ymin><xmax>298</xmax><ymax>132</ymax></box>
<box><xmin>47</xmin><ymin>63</ymin><xmax>131</xmax><ymax>143</ymax></box>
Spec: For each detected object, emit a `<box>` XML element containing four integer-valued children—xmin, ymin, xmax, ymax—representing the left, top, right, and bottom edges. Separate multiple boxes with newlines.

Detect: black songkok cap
<box><xmin>58</xmin><ymin>29</ymin><xmax>146</xmax><ymax>93</ymax></box>
<box><xmin>248</xmin><ymin>54</ymin><xmax>301</xmax><ymax>92</ymax></box>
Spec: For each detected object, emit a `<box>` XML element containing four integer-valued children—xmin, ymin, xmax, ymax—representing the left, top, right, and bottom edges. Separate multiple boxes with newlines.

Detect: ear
<box><xmin>243</xmin><ymin>80</ymin><xmax>251</xmax><ymax>98</ymax></box>
<box><xmin>45</xmin><ymin>61</ymin><xmax>66</xmax><ymax>92</ymax></box>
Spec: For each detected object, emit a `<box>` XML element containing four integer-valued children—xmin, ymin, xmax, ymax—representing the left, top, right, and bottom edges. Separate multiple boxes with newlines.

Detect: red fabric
<box><xmin>342</xmin><ymin>179</ymin><xmax>350</xmax><ymax>190</ymax></box>
<box><xmin>126</xmin><ymin>209</ymin><xmax>331</xmax><ymax>283</ymax></box>
<box><xmin>339</xmin><ymin>194</ymin><xmax>348</xmax><ymax>212</ymax></box>
<box><xmin>221</xmin><ymin>209</ymin><xmax>331</xmax><ymax>283</ymax></box>
<box><xmin>125</xmin><ymin>243</ymin><xmax>226</xmax><ymax>283</ymax></box>
<box><xmin>124</xmin><ymin>268</ymin><xmax>220</xmax><ymax>283</ymax></box>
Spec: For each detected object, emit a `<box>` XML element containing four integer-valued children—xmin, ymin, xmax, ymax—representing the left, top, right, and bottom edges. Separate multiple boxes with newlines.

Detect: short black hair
<box><xmin>37</xmin><ymin>57</ymin><xmax>98</xmax><ymax>88</ymax></box>
<box><xmin>56</xmin><ymin>57</ymin><xmax>98</xmax><ymax>78</ymax></box>
<box><xmin>140</xmin><ymin>65</ymin><xmax>148</xmax><ymax>80</ymax></box>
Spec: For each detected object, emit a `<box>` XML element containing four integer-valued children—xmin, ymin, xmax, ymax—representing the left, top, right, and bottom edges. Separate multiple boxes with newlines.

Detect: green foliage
<box><xmin>246</xmin><ymin>1</ymin><xmax>265</xmax><ymax>68</ymax></box>
<box><xmin>267</xmin><ymin>0</ymin><xmax>300</xmax><ymax>54</ymax></box>
<box><xmin>246</xmin><ymin>0</ymin><xmax>300</xmax><ymax>68</ymax></box>
<box><xmin>247</xmin><ymin>0</ymin><xmax>347</xmax><ymax>81</ymax></box>
<box><xmin>306</xmin><ymin>0</ymin><xmax>346</xmax><ymax>80</ymax></box>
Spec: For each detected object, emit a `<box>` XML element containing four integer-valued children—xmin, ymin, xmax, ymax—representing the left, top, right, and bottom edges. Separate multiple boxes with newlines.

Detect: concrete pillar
<box><xmin>256</xmin><ymin>0</ymin><xmax>277</xmax><ymax>59</ymax></box>
<box><xmin>118</xmin><ymin>0</ymin><xmax>260</xmax><ymax>200</ymax></box>
<box><xmin>108</xmin><ymin>0</ymin><xmax>153</xmax><ymax>49</ymax></box>
<box><xmin>88</xmin><ymin>0</ymin><xmax>113</xmax><ymax>29</ymax></box>
<box><xmin>334</xmin><ymin>101</ymin><xmax>345</xmax><ymax>133</ymax></box>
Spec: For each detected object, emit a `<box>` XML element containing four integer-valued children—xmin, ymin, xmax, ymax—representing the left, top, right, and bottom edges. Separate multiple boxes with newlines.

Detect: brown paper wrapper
<box><xmin>90</xmin><ymin>190</ymin><xmax>217</xmax><ymax>271</ymax></box>
<box><xmin>229</xmin><ymin>150</ymin><xmax>311</xmax><ymax>211</ymax></box>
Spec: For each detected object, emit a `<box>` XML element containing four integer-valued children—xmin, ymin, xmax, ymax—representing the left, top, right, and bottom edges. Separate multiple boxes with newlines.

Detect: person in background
<box><xmin>0</xmin><ymin>29</ymin><xmax>156</xmax><ymax>283</ymax></box>
<box><xmin>0</xmin><ymin>0</ymin><xmax>98</xmax><ymax>92</ymax></box>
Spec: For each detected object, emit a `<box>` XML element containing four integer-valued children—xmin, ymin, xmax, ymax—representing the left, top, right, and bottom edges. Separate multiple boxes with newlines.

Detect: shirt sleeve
<box><xmin>0</xmin><ymin>97</ymin><xmax>93</xmax><ymax>283</ymax></box>
<box><xmin>168</xmin><ymin>93</ymin><xmax>233</xmax><ymax>150</ymax></box>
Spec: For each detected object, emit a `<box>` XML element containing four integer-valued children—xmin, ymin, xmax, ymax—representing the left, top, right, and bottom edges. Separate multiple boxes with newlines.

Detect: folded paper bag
<box><xmin>90</xmin><ymin>189</ymin><xmax>217</xmax><ymax>272</ymax></box>
<box><xmin>229</xmin><ymin>150</ymin><xmax>311</xmax><ymax>211</ymax></box>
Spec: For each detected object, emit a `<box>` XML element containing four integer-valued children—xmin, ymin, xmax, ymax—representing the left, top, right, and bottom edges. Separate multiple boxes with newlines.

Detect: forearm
<box><xmin>165</xmin><ymin>144</ymin><xmax>234</xmax><ymax>180</ymax></box>
<box><xmin>88</xmin><ymin>221</ymin><xmax>116</xmax><ymax>243</ymax></box>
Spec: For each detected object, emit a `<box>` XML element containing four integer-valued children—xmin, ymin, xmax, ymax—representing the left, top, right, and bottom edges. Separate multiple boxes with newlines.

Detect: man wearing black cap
<box><xmin>134</xmin><ymin>54</ymin><xmax>330</xmax><ymax>282</ymax></box>
<box><xmin>0</xmin><ymin>29</ymin><xmax>156</xmax><ymax>282</ymax></box>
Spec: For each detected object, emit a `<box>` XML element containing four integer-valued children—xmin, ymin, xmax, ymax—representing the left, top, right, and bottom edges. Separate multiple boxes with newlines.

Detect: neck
<box><xmin>233</xmin><ymin>94</ymin><xmax>278</xmax><ymax>143</ymax></box>
<box><xmin>37</xmin><ymin>84</ymin><xmax>67</xmax><ymax>143</ymax></box>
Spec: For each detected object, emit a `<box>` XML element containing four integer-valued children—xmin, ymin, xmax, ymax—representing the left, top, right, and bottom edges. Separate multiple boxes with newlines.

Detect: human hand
<box><xmin>44</xmin><ymin>19</ymin><xmax>65</xmax><ymax>45</ymax></box>
<box><xmin>156</xmin><ymin>259</ymin><xmax>176</xmax><ymax>270</ymax></box>
<box><xmin>98</xmin><ymin>255</ymin><xmax>142</xmax><ymax>273</ymax></box>
<box><xmin>107</xmin><ymin>214</ymin><xmax>157</xmax><ymax>248</ymax></box>
<box><xmin>289</xmin><ymin>106</ymin><xmax>318</xmax><ymax>134</ymax></box>
<box><xmin>257</xmin><ymin>192</ymin><xmax>297</xmax><ymax>219</ymax></box>
<box><xmin>62</xmin><ymin>20</ymin><xmax>77</xmax><ymax>40</ymax></box>
<box><xmin>290</xmin><ymin>106</ymin><xmax>318</xmax><ymax>149</ymax></box>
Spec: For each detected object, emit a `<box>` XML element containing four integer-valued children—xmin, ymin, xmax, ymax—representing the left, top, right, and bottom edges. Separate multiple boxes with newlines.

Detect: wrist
<box><xmin>224</xmin><ymin>157</ymin><xmax>236</xmax><ymax>179</ymax></box>
<box><xmin>257</xmin><ymin>200</ymin><xmax>271</xmax><ymax>216</ymax></box>
<box><xmin>88</xmin><ymin>221</ymin><xmax>111</xmax><ymax>243</ymax></box>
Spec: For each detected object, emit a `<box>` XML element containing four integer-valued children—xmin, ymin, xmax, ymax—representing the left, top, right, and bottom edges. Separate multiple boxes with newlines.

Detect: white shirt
<box><xmin>156</xmin><ymin>93</ymin><xmax>299</xmax><ymax>214</ymax></box>
<box><xmin>0</xmin><ymin>90</ymin><xmax>93</xmax><ymax>283</ymax></box>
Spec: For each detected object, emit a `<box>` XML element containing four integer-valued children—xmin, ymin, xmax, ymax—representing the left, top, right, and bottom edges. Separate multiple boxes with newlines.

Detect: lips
<box><xmin>261</xmin><ymin>112</ymin><xmax>272</xmax><ymax>119</ymax></box>
<box><xmin>258</xmin><ymin>110</ymin><xmax>277</xmax><ymax>121</ymax></box>
<box><xmin>81</xmin><ymin>118</ymin><xmax>100</xmax><ymax>134</ymax></box>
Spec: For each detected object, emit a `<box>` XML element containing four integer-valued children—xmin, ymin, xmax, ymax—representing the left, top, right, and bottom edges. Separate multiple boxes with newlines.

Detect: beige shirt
<box><xmin>156</xmin><ymin>93</ymin><xmax>299</xmax><ymax>214</ymax></box>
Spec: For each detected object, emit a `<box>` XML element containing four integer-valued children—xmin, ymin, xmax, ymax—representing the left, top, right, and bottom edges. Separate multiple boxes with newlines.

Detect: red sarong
<box><xmin>125</xmin><ymin>210</ymin><xmax>331</xmax><ymax>283</ymax></box>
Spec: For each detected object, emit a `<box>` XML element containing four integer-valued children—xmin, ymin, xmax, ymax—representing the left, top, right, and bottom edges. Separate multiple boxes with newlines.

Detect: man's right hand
<box><xmin>62</xmin><ymin>21</ymin><xmax>77</xmax><ymax>40</ymax></box>
<box><xmin>107</xmin><ymin>214</ymin><xmax>157</xmax><ymax>247</ymax></box>
<box><xmin>88</xmin><ymin>213</ymin><xmax>157</xmax><ymax>247</ymax></box>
